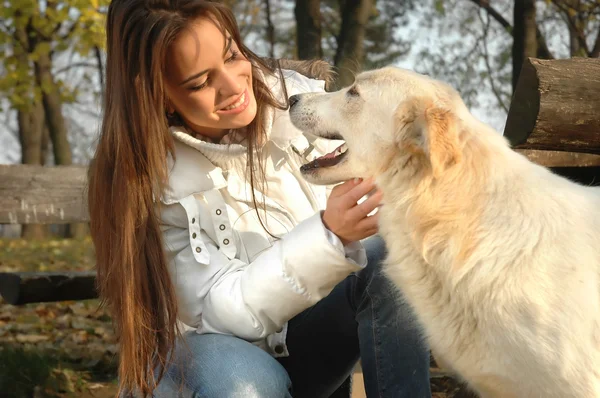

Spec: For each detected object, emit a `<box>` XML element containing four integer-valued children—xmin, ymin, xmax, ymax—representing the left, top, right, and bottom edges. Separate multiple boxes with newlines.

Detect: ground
<box><xmin>0</xmin><ymin>238</ymin><xmax>474</xmax><ymax>397</ymax></box>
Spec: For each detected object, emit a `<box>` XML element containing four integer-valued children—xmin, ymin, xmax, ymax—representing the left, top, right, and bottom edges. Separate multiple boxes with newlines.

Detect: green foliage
<box><xmin>434</xmin><ymin>0</ymin><xmax>445</xmax><ymax>16</ymax></box>
<box><xmin>0</xmin><ymin>0</ymin><xmax>108</xmax><ymax>112</ymax></box>
<box><xmin>363</xmin><ymin>0</ymin><xmax>414</xmax><ymax>70</ymax></box>
<box><xmin>0</xmin><ymin>237</ymin><xmax>95</xmax><ymax>273</ymax></box>
<box><xmin>0</xmin><ymin>238</ymin><xmax>118</xmax><ymax>395</ymax></box>
<box><xmin>0</xmin><ymin>345</ymin><xmax>57</xmax><ymax>398</ymax></box>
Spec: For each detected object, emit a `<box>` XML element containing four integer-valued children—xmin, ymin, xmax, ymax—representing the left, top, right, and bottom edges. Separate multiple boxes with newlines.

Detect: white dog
<box><xmin>288</xmin><ymin>66</ymin><xmax>600</xmax><ymax>398</ymax></box>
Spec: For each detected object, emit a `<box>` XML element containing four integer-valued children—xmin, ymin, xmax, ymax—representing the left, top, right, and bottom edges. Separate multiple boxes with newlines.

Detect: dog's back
<box><xmin>381</xmin><ymin>112</ymin><xmax>600</xmax><ymax>397</ymax></box>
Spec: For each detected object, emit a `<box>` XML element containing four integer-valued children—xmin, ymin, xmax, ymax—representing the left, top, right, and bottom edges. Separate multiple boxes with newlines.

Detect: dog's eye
<box><xmin>347</xmin><ymin>86</ymin><xmax>360</xmax><ymax>97</ymax></box>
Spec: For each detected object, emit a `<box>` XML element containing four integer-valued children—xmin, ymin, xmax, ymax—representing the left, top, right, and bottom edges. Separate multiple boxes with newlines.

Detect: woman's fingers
<box><xmin>348</xmin><ymin>190</ymin><xmax>383</xmax><ymax>221</ymax></box>
<box><xmin>356</xmin><ymin>211</ymin><xmax>380</xmax><ymax>233</ymax></box>
<box><xmin>329</xmin><ymin>179</ymin><xmax>360</xmax><ymax>198</ymax></box>
<box><xmin>341</xmin><ymin>179</ymin><xmax>378</xmax><ymax>209</ymax></box>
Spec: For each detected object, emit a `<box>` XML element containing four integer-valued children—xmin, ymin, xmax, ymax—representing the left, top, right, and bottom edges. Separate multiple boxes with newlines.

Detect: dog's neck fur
<box><xmin>375</xmin><ymin>118</ymin><xmax>517</xmax><ymax>284</ymax></box>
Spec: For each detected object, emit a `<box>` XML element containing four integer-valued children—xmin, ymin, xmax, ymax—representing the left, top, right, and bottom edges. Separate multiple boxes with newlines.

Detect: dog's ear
<box><xmin>394</xmin><ymin>98</ymin><xmax>461</xmax><ymax>178</ymax></box>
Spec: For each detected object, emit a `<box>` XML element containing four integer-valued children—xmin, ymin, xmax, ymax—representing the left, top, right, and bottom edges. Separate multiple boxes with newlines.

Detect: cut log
<box><xmin>0</xmin><ymin>271</ymin><xmax>98</xmax><ymax>305</ymax></box>
<box><xmin>0</xmin><ymin>164</ymin><xmax>88</xmax><ymax>225</ymax></box>
<box><xmin>504</xmin><ymin>57</ymin><xmax>600</xmax><ymax>154</ymax></box>
<box><xmin>550</xmin><ymin>166</ymin><xmax>600</xmax><ymax>186</ymax></box>
<box><xmin>515</xmin><ymin>149</ymin><xmax>600</xmax><ymax>167</ymax></box>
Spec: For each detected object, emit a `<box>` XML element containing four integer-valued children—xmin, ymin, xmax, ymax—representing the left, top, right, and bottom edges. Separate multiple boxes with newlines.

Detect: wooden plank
<box><xmin>0</xmin><ymin>271</ymin><xmax>97</xmax><ymax>305</ymax></box>
<box><xmin>0</xmin><ymin>147</ymin><xmax>599</xmax><ymax>226</ymax></box>
<box><xmin>504</xmin><ymin>57</ymin><xmax>600</xmax><ymax>154</ymax></box>
<box><xmin>0</xmin><ymin>164</ymin><xmax>88</xmax><ymax>224</ymax></box>
<box><xmin>515</xmin><ymin>149</ymin><xmax>600</xmax><ymax>167</ymax></box>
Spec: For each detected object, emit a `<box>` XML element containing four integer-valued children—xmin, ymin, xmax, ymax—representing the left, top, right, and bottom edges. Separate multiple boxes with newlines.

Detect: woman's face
<box><xmin>165</xmin><ymin>17</ymin><xmax>257</xmax><ymax>140</ymax></box>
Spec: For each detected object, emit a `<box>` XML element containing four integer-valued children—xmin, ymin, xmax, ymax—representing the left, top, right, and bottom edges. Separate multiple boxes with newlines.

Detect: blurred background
<box><xmin>0</xmin><ymin>1</ymin><xmax>598</xmax><ymax>396</ymax></box>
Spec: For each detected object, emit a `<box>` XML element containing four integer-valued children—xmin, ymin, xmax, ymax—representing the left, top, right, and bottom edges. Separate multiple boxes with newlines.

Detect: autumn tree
<box><xmin>0</xmin><ymin>0</ymin><xmax>107</xmax><ymax>238</ymax></box>
<box><xmin>413</xmin><ymin>0</ymin><xmax>599</xmax><ymax>129</ymax></box>
<box><xmin>296</xmin><ymin>0</ymin><xmax>324</xmax><ymax>59</ymax></box>
<box><xmin>291</xmin><ymin>0</ymin><xmax>413</xmax><ymax>88</ymax></box>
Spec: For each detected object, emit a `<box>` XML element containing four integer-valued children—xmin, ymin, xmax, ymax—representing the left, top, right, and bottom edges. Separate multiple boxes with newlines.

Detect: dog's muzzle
<box><xmin>288</xmin><ymin>94</ymin><xmax>300</xmax><ymax>108</ymax></box>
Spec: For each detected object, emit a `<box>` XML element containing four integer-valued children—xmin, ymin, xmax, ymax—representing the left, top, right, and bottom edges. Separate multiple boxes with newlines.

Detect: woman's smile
<box><xmin>217</xmin><ymin>88</ymin><xmax>250</xmax><ymax>115</ymax></box>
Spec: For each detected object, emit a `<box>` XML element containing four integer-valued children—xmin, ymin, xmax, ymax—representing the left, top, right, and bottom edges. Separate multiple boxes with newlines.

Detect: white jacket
<box><xmin>159</xmin><ymin>69</ymin><xmax>367</xmax><ymax>357</ymax></box>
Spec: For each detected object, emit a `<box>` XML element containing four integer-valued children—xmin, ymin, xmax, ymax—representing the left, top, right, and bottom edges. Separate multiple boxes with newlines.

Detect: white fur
<box><xmin>289</xmin><ymin>66</ymin><xmax>600</xmax><ymax>398</ymax></box>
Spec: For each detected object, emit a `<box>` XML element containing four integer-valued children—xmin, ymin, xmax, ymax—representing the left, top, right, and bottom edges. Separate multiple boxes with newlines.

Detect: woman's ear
<box><xmin>165</xmin><ymin>100</ymin><xmax>175</xmax><ymax>115</ymax></box>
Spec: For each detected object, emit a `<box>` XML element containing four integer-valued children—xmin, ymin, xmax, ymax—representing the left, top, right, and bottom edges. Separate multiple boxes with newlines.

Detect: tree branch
<box><xmin>477</xmin><ymin>10</ymin><xmax>509</xmax><ymax>113</ymax></box>
<box><xmin>469</xmin><ymin>0</ymin><xmax>554</xmax><ymax>59</ymax></box>
<box><xmin>94</xmin><ymin>46</ymin><xmax>104</xmax><ymax>99</ymax></box>
<box><xmin>264</xmin><ymin>0</ymin><xmax>275</xmax><ymax>58</ymax></box>
<box><xmin>550</xmin><ymin>0</ymin><xmax>590</xmax><ymax>55</ymax></box>
<box><xmin>60</xmin><ymin>20</ymin><xmax>79</xmax><ymax>42</ymax></box>
<box><xmin>468</xmin><ymin>0</ymin><xmax>512</xmax><ymax>33</ymax></box>
<box><xmin>54</xmin><ymin>62</ymin><xmax>98</xmax><ymax>75</ymax></box>
<box><xmin>536</xmin><ymin>27</ymin><xmax>554</xmax><ymax>59</ymax></box>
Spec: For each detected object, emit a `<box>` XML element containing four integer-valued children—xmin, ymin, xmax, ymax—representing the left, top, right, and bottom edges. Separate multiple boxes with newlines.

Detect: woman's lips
<box><xmin>216</xmin><ymin>89</ymin><xmax>250</xmax><ymax>115</ymax></box>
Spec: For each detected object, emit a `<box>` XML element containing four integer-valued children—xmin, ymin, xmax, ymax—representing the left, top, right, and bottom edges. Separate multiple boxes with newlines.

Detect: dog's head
<box><xmin>288</xmin><ymin>66</ymin><xmax>468</xmax><ymax>185</ymax></box>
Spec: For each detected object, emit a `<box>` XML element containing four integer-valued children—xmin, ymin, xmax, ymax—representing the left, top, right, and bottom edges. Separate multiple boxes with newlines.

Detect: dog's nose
<box><xmin>289</xmin><ymin>95</ymin><xmax>300</xmax><ymax>108</ymax></box>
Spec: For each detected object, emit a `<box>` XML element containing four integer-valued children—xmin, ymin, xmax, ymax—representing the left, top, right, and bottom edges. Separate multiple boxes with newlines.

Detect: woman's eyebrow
<box><xmin>179</xmin><ymin>36</ymin><xmax>234</xmax><ymax>86</ymax></box>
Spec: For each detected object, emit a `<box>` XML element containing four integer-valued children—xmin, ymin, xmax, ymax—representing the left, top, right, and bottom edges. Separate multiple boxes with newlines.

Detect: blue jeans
<box><xmin>154</xmin><ymin>236</ymin><xmax>431</xmax><ymax>397</ymax></box>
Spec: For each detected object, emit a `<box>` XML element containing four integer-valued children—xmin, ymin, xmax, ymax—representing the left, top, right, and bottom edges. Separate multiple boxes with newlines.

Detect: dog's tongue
<box><xmin>319</xmin><ymin>143</ymin><xmax>345</xmax><ymax>160</ymax></box>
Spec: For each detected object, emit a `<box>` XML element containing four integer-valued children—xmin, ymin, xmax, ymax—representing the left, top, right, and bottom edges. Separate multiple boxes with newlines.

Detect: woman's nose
<box><xmin>218</xmin><ymin>69</ymin><xmax>242</xmax><ymax>97</ymax></box>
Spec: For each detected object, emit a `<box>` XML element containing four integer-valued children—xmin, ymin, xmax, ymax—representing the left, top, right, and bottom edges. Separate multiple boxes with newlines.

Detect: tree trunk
<box><xmin>468</xmin><ymin>0</ymin><xmax>554</xmax><ymax>59</ymax></box>
<box><xmin>18</xmin><ymin>106</ymin><xmax>49</xmax><ymax>240</ymax></box>
<box><xmin>512</xmin><ymin>0</ymin><xmax>537</xmax><ymax>92</ymax></box>
<box><xmin>35</xmin><ymin>51</ymin><xmax>72</xmax><ymax>166</ymax></box>
<box><xmin>35</xmin><ymin>48</ymin><xmax>88</xmax><ymax>239</ymax></box>
<box><xmin>264</xmin><ymin>0</ymin><xmax>275</xmax><ymax>58</ymax></box>
<box><xmin>18</xmin><ymin>104</ymin><xmax>45</xmax><ymax>165</ymax></box>
<box><xmin>568</xmin><ymin>13</ymin><xmax>586</xmax><ymax>57</ymax></box>
<box><xmin>14</xmin><ymin>21</ymin><xmax>48</xmax><ymax>240</ymax></box>
<box><xmin>333</xmin><ymin>0</ymin><xmax>373</xmax><ymax>90</ymax></box>
<box><xmin>41</xmin><ymin>123</ymin><xmax>50</xmax><ymax>166</ymax></box>
<box><xmin>295</xmin><ymin>0</ymin><xmax>322</xmax><ymax>60</ymax></box>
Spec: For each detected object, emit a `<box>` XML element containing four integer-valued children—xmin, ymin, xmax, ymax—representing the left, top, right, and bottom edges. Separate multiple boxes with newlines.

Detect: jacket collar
<box><xmin>161</xmin><ymin>68</ymin><xmax>325</xmax><ymax>204</ymax></box>
<box><xmin>170</xmin><ymin>126</ymin><xmax>248</xmax><ymax>170</ymax></box>
<box><xmin>169</xmin><ymin>68</ymin><xmax>279</xmax><ymax>170</ymax></box>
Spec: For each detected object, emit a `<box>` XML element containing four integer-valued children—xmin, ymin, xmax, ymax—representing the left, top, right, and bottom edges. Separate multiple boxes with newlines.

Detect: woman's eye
<box><xmin>187</xmin><ymin>49</ymin><xmax>240</xmax><ymax>91</ymax></box>
<box><xmin>226</xmin><ymin>50</ymin><xmax>239</xmax><ymax>63</ymax></box>
<box><xmin>189</xmin><ymin>79</ymin><xmax>209</xmax><ymax>91</ymax></box>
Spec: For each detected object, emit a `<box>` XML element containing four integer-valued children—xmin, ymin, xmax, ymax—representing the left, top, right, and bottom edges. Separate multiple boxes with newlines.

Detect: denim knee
<box><xmin>356</xmin><ymin>236</ymin><xmax>388</xmax><ymax>287</ymax></box>
<box><xmin>154</xmin><ymin>333</ymin><xmax>292</xmax><ymax>398</ymax></box>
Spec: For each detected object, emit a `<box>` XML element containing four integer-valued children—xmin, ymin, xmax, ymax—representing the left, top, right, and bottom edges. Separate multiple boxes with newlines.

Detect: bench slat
<box><xmin>0</xmin><ymin>271</ymin><xmax>98</xmax><ymax>305</ymax></box>
<box><xmin>0</xmin><ymin>165</ymin><xmax>88</xmax><ymax>225</ymax></box>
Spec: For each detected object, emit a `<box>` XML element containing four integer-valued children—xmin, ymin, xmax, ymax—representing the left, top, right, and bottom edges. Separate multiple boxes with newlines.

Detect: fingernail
<box><xmin>354</xmin><ymin>178</ymin><xmax>362</xmax><ymax>184</ymax></box>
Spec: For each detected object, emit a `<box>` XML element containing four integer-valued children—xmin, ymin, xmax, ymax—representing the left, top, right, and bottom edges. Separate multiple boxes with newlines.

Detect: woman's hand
<box><xmin>322</xmin><ymin>178</ymin><xmax>383</xmax><ymax>246</ymax></box>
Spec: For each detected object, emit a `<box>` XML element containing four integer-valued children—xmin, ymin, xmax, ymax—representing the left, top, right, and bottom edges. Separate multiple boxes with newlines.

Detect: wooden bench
<box><xmin>1</xmin><ymin>57</ymin><xmax>600</xmax><ymax>306</ymax></box>
<box><xmin>0</xmin><ymin>58</ymin><xmax>334</xmax><ymax>306</ymax></box>
<box><xmin>0</xmin><ymin>164</ymin><xmax>97</xmax><ymax>305</ymax></box>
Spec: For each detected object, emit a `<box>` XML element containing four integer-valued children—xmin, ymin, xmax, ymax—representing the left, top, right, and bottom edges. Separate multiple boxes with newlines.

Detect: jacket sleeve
<box><xmin>162</xmin><ymin>202</ymin><xmax>366</xmax><ymax>342</ymax></box>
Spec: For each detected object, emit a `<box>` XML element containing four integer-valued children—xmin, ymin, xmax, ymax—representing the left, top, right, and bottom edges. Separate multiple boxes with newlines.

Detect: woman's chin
<box><xmin>225</xmin><ymin>98</ymin><xmax>257</xmax><ymax>129</ymax></box>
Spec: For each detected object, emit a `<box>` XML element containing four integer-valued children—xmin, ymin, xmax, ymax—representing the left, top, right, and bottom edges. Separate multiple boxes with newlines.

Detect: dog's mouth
<box><xmin>300</xmin><ymin>142</ymin><xmax>348</xmax><ymax>172</ymax></box>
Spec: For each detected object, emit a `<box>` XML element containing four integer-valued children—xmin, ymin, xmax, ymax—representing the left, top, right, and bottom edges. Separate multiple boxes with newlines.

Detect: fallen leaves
<box><xmin>0</xmin><ymin>237</ymin><xmax>96</xmax><ymax>273</ymax></box>
<box><xmin>15</xmin><ymin>334</ymin><xmax>51</xmax><ymax>343</ymax></box>
<box><xmin>0</xmin><ymin>297</ymin><xmax>118</xmax><ymax>397</ymax></box>
<box><xmin>0</xmin><ymin>237</ymin><xmax>476</xmax><ymax>397</ymax></box>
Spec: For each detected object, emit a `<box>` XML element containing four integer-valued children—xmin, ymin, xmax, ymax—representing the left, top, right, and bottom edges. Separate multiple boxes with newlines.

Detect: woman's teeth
<box><xmin>223</xmin><ymin>92</ymin><xmax>246</xmax><ymax>110</ymax></box>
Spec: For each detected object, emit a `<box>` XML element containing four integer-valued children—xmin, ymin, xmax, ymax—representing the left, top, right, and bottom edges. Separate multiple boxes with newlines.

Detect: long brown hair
<box><xmin>87</xmin><ymin>0</ymin><xmax>287</xmax><ymax>395</ymax></box>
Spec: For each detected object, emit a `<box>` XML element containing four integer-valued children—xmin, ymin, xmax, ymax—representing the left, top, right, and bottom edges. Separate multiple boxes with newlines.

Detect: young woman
<box><xmin>88</xmin><ymin>1</ymin><xmax>431</xmax><ymax>397</ymax></box>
